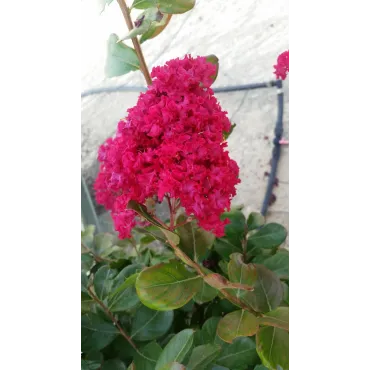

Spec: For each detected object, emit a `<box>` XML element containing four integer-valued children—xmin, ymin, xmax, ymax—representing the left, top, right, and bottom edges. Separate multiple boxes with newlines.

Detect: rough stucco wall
<box><xmin>81</xmin><ymin>0</ymin><xmax>289</xmax><ymax>244</ymax></box>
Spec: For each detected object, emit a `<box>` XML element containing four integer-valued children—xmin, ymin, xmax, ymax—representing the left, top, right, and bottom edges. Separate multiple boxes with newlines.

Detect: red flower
<box><xmin>94</xmin><ymin>55</ymin><xmax>240</xmax><ymax>238</ymax></box>
<box><xmin>274</xmin><ymin>50</ymin><xmax>289</xmax><ymax>80</ymax></box>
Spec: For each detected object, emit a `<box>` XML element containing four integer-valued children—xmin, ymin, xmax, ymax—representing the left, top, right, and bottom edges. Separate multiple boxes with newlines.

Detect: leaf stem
<box><xmin>87</xmin><ymin>286</ymin><xmax>138</xmax><ymax>350</ymax></box>
<box><xmin>116</xmin><ymin>0</ymin><xmax>152</xmax><ymax>86</ymax></box>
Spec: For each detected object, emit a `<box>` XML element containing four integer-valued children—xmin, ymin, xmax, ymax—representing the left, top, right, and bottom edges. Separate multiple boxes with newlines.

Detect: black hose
<box><xmin>261</xmin><ymin>79</ymin><xmax>284</xmax><ymax>216</ymax></box>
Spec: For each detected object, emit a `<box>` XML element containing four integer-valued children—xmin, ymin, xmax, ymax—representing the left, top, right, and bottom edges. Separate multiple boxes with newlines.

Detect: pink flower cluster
<box><xmin>94</xmin><ymin>55</ymin><xmax>240</xmax><ymax>238</ymax></box>
<box><xmin>274</xmin><ymin>50</ymin><xmax>289</xmax><ymax>80</ymax></box>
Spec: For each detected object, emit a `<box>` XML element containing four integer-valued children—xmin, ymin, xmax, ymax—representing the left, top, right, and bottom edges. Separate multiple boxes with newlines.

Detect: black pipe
<box><xmin>261</xmin><ymin>79</ymin><xmax>284</xmax><ymax>216</ymax></box>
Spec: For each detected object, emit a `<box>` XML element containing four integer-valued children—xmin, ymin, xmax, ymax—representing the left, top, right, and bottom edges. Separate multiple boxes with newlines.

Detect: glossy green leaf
<box><xmin>136</xmin><ymin>260</ymin><xmax>202</xmax><ymax>310</ymax></box>
<box><xmin>246</xmin><ymin>212</ymin><xmax>265</xmax><ymax>231</ymax></box>
<box><xmin>105</xmin><ymin>34</ymin><xmax>140</xmax><ymax>78</ymax></box>
<box><xmin>282</xmin><ymin>282</ymin><xmax>289</xmax><ymax>304</ymax></box>
<box><xmin>217</xmin><ymin>310</ymin><xmax>259</xmax><ymax>343</ymax></box>
<box><xmin>193</xmin><ymin>267</ymin><xmax>218</xmax><ymax>304</ymax></box>
<box><xmin>80</xmin><ymin>254</ymin><xmax>94</xmax><ymax>294</ymax></box>
<box><xmin>82</xmin><ymin>225</ymin><xmax>95</xmax><ymax>249</ymax></box>
<box><xmin>131</xmin><ymin>0</ymin><xmax>155</xmax><ymax>9</ymax></box>
<box><xmin>205</xmin><ymin>55</ymin><xmax>219</xmax><ymax>84</ymax></box>
<box><xmin>176</xmin><ymin>215</ymin><xmax>215</xmax><ymax>262</ymax></box>
<box><xmin>93</xmin><ymin>265</ymin><xmax>117</xmax><ymax>300</ymax></box>
<box><xmin>259</xmin><ymin>251</ymin><xmax>289</xmax><ymax>278</ymax></box>
<box><xmin>214</xmin><ymin>209</ymin><xmax>246</xmax><ymax>259</ymax></box>
<box><xmin>108</xmin><ymin>272</ymin><xmax>141</xmax><ymax>312</ymax></box>
<box><xmin>256</xmin><ymin>326</ymin><xmax>289</xmax><ymax>370</ymax></box>
<box><xmin>260</xmin><ymin>307</ymin><xmax>289</xmax><ymax>331</ymax></box>
<box><xmin>160</xmin><ymin>364</ymin><xmax>186</xmax><ymax>370</ymax></box>
<box><xmin>134</xmin><ymin>341</ymin><xmax>162</xmax><ymax>370</ymax></box>
<box><xmin>131</xmin><ymin>305</ymin><xmax>174</xmax><ymax>341</ymax></box>
<box><xmin>194</xmin><ymin>317</ymin><xmax>221</xmax><ymax>346</ymax></box>
<box><xmin>228</xmin><ymin>253</ymin><xmax>257</xmax><ymax>301</ymax></box>
<box><xmin>94</xmin><ymin>233</ymin><xmax>115</xmax><ymax>258</ymax></box>
<box><xmin>128</xmin><ymin>200</ymin><xmax>180</xmax><ymax>245</ymax></box>
<box><xmin>81</xmin><ymin>314</ymin><xmax>118</xmax><ymax>352</ymax></box>
<box><xmin>248</xmin><ymin>223</ymin><xmax>287</xmax><ymax>252</ymax></box>
<box><xmin>81</xmin><ymin>291</ymin><xmax>94</xmax><ymax>313</ymax></box>
<box><xmin>218</xmin><ymin>260</ymin><xmax>229</xmax><ymax>276</ymax></box>
<box><xmin>134</xmin><ymin>0</ymin><xmax>195</xmax><ymax>14</ymax></box>
<box><xmin>187</xmin><ymin>344</ymin><xmax>222</xmax><ymax>370</ymax></box>
<box><xmin>101</xmin><ymin>358</ymin><xmax>127</xmax><ymax>370</ymax></box>
<box><xmin>216</xmin><ymin>337</ymin><xmax>259</xmax><ymax>369</ymax></box>
<box><xmin>223</xmin><ymin>123</ymin><xmax>236</xmax><ymax>141</ymax></box>
<box><xmin>81</xmin><ymin>359</ymin><xmax>101</xmax><ymax>370</ymax></box>
<box><xmin>155</xmin><ymin>329</ymin><xmax>194</xmax><ymax>370</ymax></box>
<box><xmin>120</xmin><ymin>8</ymin><xmax>161</xmax><ymax>41</ymax></box>
<box><xmin>141</xmin><ymin>13</ymin><xmax>172</xmax><ymax>43</ymax></box>
<box><xmin>159</xmin><ymin>0</ymin><xmax>195</xmax><ymax>14</ymax></box>
<box><xmin>240</xmin><ymin>264</ymin><xmax>283</xmax><ymax>313</ymax></box>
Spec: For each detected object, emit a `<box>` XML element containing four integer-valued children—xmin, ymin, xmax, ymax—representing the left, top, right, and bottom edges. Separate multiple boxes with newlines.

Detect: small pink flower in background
<box><xmin>274</xmin><ymin>50</ymin><xmax>289</xmax><ymax>80</ymax></box>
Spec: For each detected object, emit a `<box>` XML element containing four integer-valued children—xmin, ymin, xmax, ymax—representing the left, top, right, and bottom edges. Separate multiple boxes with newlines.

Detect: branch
<box><xmin>87</xmin><ymin>286</ymin><xmax>138</xmax><ymax>350</ymax></box>
<box><xmin>116</xmin><ymin>0</ymin><xmax>152</xmax><ymax>86</ymax></box>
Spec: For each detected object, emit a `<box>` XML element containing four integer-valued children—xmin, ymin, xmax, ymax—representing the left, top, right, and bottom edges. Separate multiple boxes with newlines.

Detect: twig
<box><xmin>87</xmin><ymin>286</ymin><xmax>138</xmax><ymax>350</ymax></box>
<box><xmin>81</xmin><ymin>243</ymin><xmax>114</xmax><ymax>263</ymax></box>
<box><xmin>116</xmin><ymin>0</ymin><xmax>152</xmax><ymax>86</ymax></box>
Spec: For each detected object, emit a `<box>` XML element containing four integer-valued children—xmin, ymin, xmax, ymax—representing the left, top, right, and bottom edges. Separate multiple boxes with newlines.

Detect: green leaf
<box><xmin>214</xmin><ymin>209</ymin><xmax>246</xmax><ymax>259</ymax></box>
<box><xmin>254</xmin><ymin>366</ymin><xmax>269</xmax><ymax>370</ymax></box>
<box><xmin>132</xmin><ymin>0</ymin><xmax>155</xmax><ymax>9</ymax></box>
<box><xmin>155</xmin><ymin>329</ymin><xmax>194</xmax><ymax>370</ymax></box>
<box><xmin>134</xmin><ymin>341</ymin><xmax>162</xmax><ymax>370</ymax></box>
<box><xmin>94</xmin><ymin>233</ymin><xmax>115</xmax><ymax>258</ymax></box>
<box><xmin>216</xmin><ymin>337</ymin><xmax>259</xmax><ymax>369</ymax></box>
<box><xmin>81</xmin><ymin>314</ymin><xmax>118</xmax><ymax>352</ymax></box>
<box><xmin>259</xmin><ymin>251</ymin><xmax>289</xmax><ymax>278</ymax></box>
<box><xmin>228</xmin><ymin>253</ymin><xmax>257</xmax><ymax>301</ymax></box>
<box><xmin>239</xmin><ymin>264</ymin><xmax>283</xmax><ymax>313</ymax></box>
<box><xmin>260</xmin><ymin>307</ymin><xmax>289</xmax><ymax>331</ymax></box>
<box><xmin>246</xmin><ymin>212</ymin><xmax>265</xmax><ymax>231</ymax></box>
<box><xmin>159</xmin><ymin>0</ymin><xmax>196</xmax><ymax>14</ymax></box>
<box><xmin>105</xmin><ymin>34</ymin><xmax>140</xmax><ymax>78</ymax></box>
<box><xmin>193</xmin><ymin>272</ymin><xmax>218</xmax><ymax>304</ymax></box>
<box><xmin>218</xmin><ymin>260</ymin><xmax>229</xmax><ymax>276</ymax></box>
<box><xmin>217</xmin><ymin>310</ymin><xmax>259</xmax><ymax>343</ymax></box>
<box><xmin>81</xmin><ymin>359</ymin><xmax>101</xmax><ymax>370</ymax></box>
<box><xmin>176</xmin><ymin>215</ymin><xmax>215</xmax><ymax>262</ymax></box>
<box><xmin>160</xmin><ymin>364</ymin><xmax>186</xmax><ymax>370</ymax></box>
<box><xmin>133</xmin><ymin>0</ymin><xmax>196</xmax><ymax>14</ymax></box>
<box><xmin>282</xmin><ymin>282</ymin><xmax>289</xmax><ymax>305</ymax></box>
<box><xmin>248</xmin><ymin>223</ymin><xmax>287</xmax><ymax>253</ymax></box>
<box><xmin>141</xmin><ymin>13</ymin><xmax>172</xmax><ymax>43</ymax></box>
<box><xmin>131</xmin><ymin>305</ymin><xmax>174</xmax><ymax>341</ymax></box>
<box><xmin>187</xmin><ymin>344</ymin><xmax>222</xmax><ymax>370</ymax></box>
<box><xmin>82</xmin><ymin>225</ymin><xmax>95</xmax><ymax>249</ymax></box>
<box><xmin>128</xmin><ymin>200</ymin><xmax>180</xmax><ymax>245</ymax></box>
<box><xmin>136</xmin><ymin>260</ymin><xmax>202</xmax><ymax>310</ymax></box>
<box><xmin>120</xmin><ymin>8</ymin><xmax>161</xmax><ymax>41</ymax></box>
<box><xmin>82</xmin><ymin>291</ymin><xmax>94</xmax><ymax>313</ymax></box>
<box><xmin>205</xmin><ymin>55</ymin><xmax>219</xmax><ymax>84</ymax></box>
<box><xmin>108</xmin><ymin>273</ymin><xmax>141</xmax><ymax>312</ymax></box>
<box><xmin>93</xmin><ymin>265</ymin><xmax>117</xmax><ymax>300</ymax></box>
<box><xmin>194</xmin><ymin>317</ymin><xmax>221</xmax><ymax>346</ymax></box>
<box><xmin>223</xmin><ymin>123</ymin><xmax>236</xmax><ymax>141</ymax></box>
<box><xmin>256</xmin><ymin>327</ymin><xmax>289</xmax><ymax>370</ymax></box>
<box><xmin>101</xmin><ymin>358</ymin><xmax>127</xmax><ymax>370</ymax></box>
<box><xmin>80</xmin><ymin>254</ymin><xmax>94</xmax><ymax>293</ymax></box>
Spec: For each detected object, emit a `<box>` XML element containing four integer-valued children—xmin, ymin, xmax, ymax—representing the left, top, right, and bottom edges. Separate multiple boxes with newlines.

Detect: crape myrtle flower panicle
<box><xmin>274</xmin><ymin>50</ymin><xmax>289</xmax><ymax>80</ymax></box>
<box><xmin>94</xmin><ymin>55</ymin><xmax>240</xmax><ymax>239</ymax></box>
